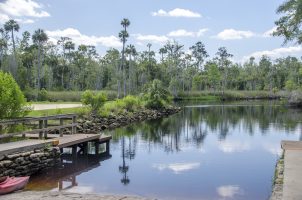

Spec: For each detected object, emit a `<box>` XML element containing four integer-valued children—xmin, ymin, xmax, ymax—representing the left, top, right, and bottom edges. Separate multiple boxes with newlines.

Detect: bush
<box><xmin>0</xmin><ymin>71</ymin><xmax>29</xmax><ymax>119</ymax></box>
<box><xmin>38</xmin><ymin>88</ymin><xmax>48</xmax><ymax>101</ymax></box>
<box><xmin>144</xmin><ymin>79</ymin><xmax>171</xmax><ymax>109</ymax></box>
<box><xmin>123</xmin><ymin>95</ymin><xmax>142</xmax><ymax>112</ymax></box>
<box><xmin>285</xmin><ymin>80</ymin><xmax>296</xmax><ymax>91</ymax></box>
<box><xmin>100</xmin><ymin>95</ymin><xmax>143</xmax><ymax>117</ymax></box>
<box><xmin>81</xmin><ymin>90</ymin><xmax>107</xmax><ymax>112</ymax></box>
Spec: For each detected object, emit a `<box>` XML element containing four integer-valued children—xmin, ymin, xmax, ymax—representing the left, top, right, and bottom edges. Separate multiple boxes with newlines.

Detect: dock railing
<box><xmin>0</xmin><ymin>114</ymin><xmax>77</xmax><ymax>140</ymax></box>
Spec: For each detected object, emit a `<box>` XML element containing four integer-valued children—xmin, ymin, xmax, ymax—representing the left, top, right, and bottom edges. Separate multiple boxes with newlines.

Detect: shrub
<box><xmin>285</xmin><ymin>80</ymin><xmax>296</xmax><ymax>91</ymax></box>
<box><xmin>38</xmin><ymin>88</ymin><xmax>48</xmax><ymax>101</ymax></box>
<box><xmin>123</xmin><ymin>95</ymin><xmax>142</xmax><ymax>112</ymax></box>
<box><xmin>81</xmin><ymin>90</ymin><xmax>107</xmax><ymax>112</ymax></box>
<box><xmin>144</xmin><ymin>79</ymin><xmax>171</xmax><ymax>109</ymax></box>
<box><xmin>0</xmin><ymin>71</ymin><xmax>30</xmax><ymax>119</ymax></box>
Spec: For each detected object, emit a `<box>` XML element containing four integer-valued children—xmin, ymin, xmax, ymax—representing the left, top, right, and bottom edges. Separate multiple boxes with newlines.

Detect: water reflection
<box><xmin>28</xmin><ymin>101</ymin><xmax>302</xmax><ymax>200</ymax></box>
<box><xmin>109</xmin><ymin>102</ymin><xmax>302</xmax><ymax>153</ymax></box>
<box><xmin>26</xmin><ymin>150</ymin><xmax>111</xmax><ymax>192</ymax></box>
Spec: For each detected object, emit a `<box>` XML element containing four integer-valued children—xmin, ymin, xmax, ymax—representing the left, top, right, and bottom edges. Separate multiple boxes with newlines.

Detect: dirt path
<box><xmin>31</xmin><ymin>104</ymin><xmax>82</xmax><ymax>111</ymax></box>
<box><xmin>2</xmin><ymin>191</ymin><xmax>151</xmax><ymax>200</ymax></box>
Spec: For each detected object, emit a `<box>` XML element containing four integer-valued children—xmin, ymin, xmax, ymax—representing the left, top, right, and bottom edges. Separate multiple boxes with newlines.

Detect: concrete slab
<box><xmin>283</xmin><ymin>149</ymin><xmax>302</xmax><ymax>200</ymax></box>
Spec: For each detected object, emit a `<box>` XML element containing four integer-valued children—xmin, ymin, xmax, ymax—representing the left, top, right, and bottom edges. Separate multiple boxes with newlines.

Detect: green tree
<box><xmin>119</xmin><ymin>18</ymin><xmax>130</xmax><ymax>97</ymax></box>
<box><xmin>81</xmin><ymin>90</ymin><xmax>107</xmax><ymax>113</ymax></box>
<box><xmin>274</xmin><ymin>0</ymin><xmax>302</xmax><ymax>44</ymax></box>
<box><xmin>32</xmin><ymin>29</ymin><xmax>48</xmax><ymax>91</ymax></box>
<box><xmin>4</xmin><ymin>19</ymin><xmax>19</xmax><ymax>54</ymax></box>
<box><xmin>145</xmin><ymin>79</ymin><xmax>171</xmax><ymax>109</ymax></box>
<box><xmin>0</xmin><ymin>71</ymin><xmax>28</xmax><ymax>119</ymax></box>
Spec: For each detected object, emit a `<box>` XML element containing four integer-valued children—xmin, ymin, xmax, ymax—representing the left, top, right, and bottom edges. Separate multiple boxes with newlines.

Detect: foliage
<box><xmin>274</xmin><ymin>0</ymin><xmax>302</xmax><ymax>44</ymax></box>
<box><xmin>38</xmin><ymin>88</ymin><xmax>48</xmax><ymax>101</ymax></box>
<box><xmin>0</xmin><ymin>19</ymin><xmax>302</xmax><ymax>102</ymax></box>
<box><xmin>0</xmin><ymin>71</ymin><xmax>29</xmax><ymax>119</ymax></box>
<box><xmin>81</xmin><ymin>90</ymin><xmax>107</xmax><ymax>112</ymax></box>
<box><xmin>285</xmin><ymin>80</ymin><xmax>296</xmax><ymax>91</ymax></box>
<box><xmin>144</xmin><ymin>79</ymin><xmax>171</xmax><ymax>109</ymax></box>
<box><xmin>100</xmin><ymin>95</ymin><xmax>143</xmax><ymax>117</ymax></box>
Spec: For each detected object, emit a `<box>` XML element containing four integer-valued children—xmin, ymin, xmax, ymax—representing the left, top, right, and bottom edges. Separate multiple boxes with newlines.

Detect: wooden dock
<box><xmin>0</xmin><ymin>134</ymin><xmax>112</xmax><ymax>158</ymax></box>
<box><xmin>0</xmin><ymin>114</ymin><xmax>112</xmax><ymax>158</ymax></box>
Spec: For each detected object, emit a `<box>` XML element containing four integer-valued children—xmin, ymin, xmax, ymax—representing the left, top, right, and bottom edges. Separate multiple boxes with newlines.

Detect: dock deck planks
<box><xmin>0</xmin><ymin>134</ymin><xmax>112</xmax><ymax>157</ymax></box>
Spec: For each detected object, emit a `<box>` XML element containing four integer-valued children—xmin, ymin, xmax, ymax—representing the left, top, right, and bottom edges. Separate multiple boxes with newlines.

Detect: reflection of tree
<box><xmin>119</xmin><ymin>136</ymin><xmax>130</xmax><ymax>185</ymax></box>
<box><xmin>107</xmin><ymin>102</ymin><xmax>302</xmax><ymax>157</ymax></box>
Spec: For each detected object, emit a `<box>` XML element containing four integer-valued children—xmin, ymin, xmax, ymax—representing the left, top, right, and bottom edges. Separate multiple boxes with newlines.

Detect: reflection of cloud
<box><xmin>153</xmin><ymin>162</ymin><xmax>200</xmax><ymax>174</ymax></box>
<box><xmin>263</xmin><ymin>143</ymin><xmax>282</xmax><ymax>156</ymax></box>
<box><xmin>66</xmin><ymin>186</ymin><xmax>94</xmax><ymax>194</ymax></box>
<box><xmin>217</xmin><ymin>185</ymin><xmax>241</xmax><ymax>198</ymax></box>
<box><xmin>219</xmin><ymin>141</ymin><xmax>250</xmax><ymax>153</ymax></box>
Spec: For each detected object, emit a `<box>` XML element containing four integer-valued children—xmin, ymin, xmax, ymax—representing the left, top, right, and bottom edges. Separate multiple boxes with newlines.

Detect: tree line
<box><xmin>1</xmin><ymin>18</ymin><xmax>302</xmax><ymax>100</ymax></box>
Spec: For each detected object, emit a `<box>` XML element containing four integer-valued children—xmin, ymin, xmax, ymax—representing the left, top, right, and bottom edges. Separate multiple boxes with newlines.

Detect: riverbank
<box><xmin>1</xmin><ymin>191</ymin><xmax>151</xmax><ymax>200</ymax></box>
<box><xmin>175</xmin><ymin>90</ymin><xmax>286</xmax><ymax>101</ymax></box>
<box><xmin>77</xmin><ymin>107</ymin><xmax>182</xmax><ymax>133</ymax></box>
<box><xmin>270</xmin><ymin>154</ymin><xmax>284</xmax><ymax>200</ymax></box>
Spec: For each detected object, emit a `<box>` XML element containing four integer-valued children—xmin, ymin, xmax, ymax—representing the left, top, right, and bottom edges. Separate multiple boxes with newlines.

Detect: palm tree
<box><xmin>126</xmin><ymin>44</ymin><xmax>137</xmax><ymax>93</ymax></box>
<box><xmin>57</xmin><ymin>37</ymin><xmax>71</xmax><ymax>88</ymax></box>
<box><xmin>119</xmin><ymin>18</ymin><xmax>130</xmax><ymax>97</ymax></box>
<box><xmin>4</xmin><ymin>19</ymin><xmax>19</xmax><ymax>53</ymax></box>
<box><xmin>159</xmin><ymin>47</ymin><xmax>167</xmax><ymax>61</ymax></box>
<box><xmin>32</xmin><ymin>29</ymin><xmax>48</xmax><ymax>91</ymax></box>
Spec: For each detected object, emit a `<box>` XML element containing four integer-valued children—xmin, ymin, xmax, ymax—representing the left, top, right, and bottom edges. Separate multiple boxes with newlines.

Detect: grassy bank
<box><xmin>27</xmin><ymin>107</ymin><xmax>88</xmax><ymax>117</ymax></box>
<box><xmin>176</xmin><ymin>90</ymin><xmax>287</xmax><ymax>101</ymax></box>
<box><xmin>25</xmin><ymin>90</ymin><xmax>117</xmax><ymax>102</ymax></box>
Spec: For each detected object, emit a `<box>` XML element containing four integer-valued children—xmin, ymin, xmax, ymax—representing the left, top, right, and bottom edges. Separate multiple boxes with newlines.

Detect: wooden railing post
<box><xmin>43</xmin><ymin>119</ymin><xmax>48</xmax><ymax>139</ymax></box>
<box><xmin>72</xmin><ymin>116</ymin><xmax>76</xmax><ymax>134</ymax></box>
<box><xmin>38</xmin><ymin>120</ymin><xmax>43</xmax><ymax>139</ymax></box>
<box><xmin>59</xmin><ymin>118</ymin><xmax>64</xmax><ymax>137</ymax></box>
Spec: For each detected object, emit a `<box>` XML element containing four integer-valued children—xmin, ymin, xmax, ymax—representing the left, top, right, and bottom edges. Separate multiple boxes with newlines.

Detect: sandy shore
<box><xmin>1</xmin><ymin>191</ymin><xmax>152</xmax><ymax>200</ymax></box>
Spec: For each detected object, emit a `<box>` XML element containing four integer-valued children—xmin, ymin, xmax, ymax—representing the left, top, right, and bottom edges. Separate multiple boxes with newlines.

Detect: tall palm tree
<box><xmin>4</xmin><ymin>19</ymin><xmax>19</xmax><ymax>53</ymax></box>
<box><xmin>32</xmin><ymin>29</ymin><xmax>48</xmax><ymax>91</ymax></box>
<box><xmin>119</xmin><ymin>18</ymin><xmax>130</xmax><ymax>97</ymax></box>
<box><xmin>159</xmin><ymin>47</ymin><xmax>167</xmax><ymax>62</ymax></box>
<box><xmin>126</xmin><ymin>44</ymin><xmax>137</xmax><ymax>93</ymax></box>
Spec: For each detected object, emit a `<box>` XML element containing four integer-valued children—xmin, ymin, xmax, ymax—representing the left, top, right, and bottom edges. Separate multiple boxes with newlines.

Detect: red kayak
<box><xmin>0</xmin><ymin>176</ymin><xmax>30</xmax><ymax>195</ymax></box>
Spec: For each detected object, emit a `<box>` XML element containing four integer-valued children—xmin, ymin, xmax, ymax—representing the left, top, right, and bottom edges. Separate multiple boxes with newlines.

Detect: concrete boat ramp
<box><xmin>280</xmin><ymin>141</ymin><xmax>302</xmax><ymax>200</ymax></box>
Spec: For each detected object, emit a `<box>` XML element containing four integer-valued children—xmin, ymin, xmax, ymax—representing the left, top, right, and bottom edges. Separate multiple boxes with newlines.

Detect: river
<box><xmin>27</xmin><ymin>101</ymin><xmax>302</xmax><ymax>200</ymax></box>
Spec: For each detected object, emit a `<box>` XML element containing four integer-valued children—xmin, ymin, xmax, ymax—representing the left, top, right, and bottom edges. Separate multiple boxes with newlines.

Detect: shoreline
<box><xmin>270</xmin><ymin>154</ymin><xmax>284</xmax><ymax>200</ymax></box>
<box><xmin>1</xmin><ymin>191</ymin><xmax>152</xmax><ymax>200</ymax></box>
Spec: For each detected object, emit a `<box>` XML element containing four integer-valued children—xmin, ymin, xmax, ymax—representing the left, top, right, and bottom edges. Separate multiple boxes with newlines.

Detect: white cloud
<box><xmin>134</xmin><ymin>33</ymin><xmax>169</xmax><ymax>44</ymax></box>
<box><xmin>0</xmin><ymin>13</ymin><xmax>10</xmax><ymax>23</ymax></box>
<box><xmin>242</xmin><ymin>46</ymin><xmax>302</xmax><ymax>62</ymax></box>
<box><xmin>152</xmin><ymin>8</ymin><xmax>201</xmax><ymax>18</ymax></box>
<box><xmin>46</xmin><ymin>28</ymin><xmax>122</xmax><ymax>48</ymax></box>
<box><xmin>263</xmin><ymin>27</ymin><xmax>277</xmax><ymax>38</ymax></box>
<box><xmin>16</xmin><ymin>18</ymin><xmax>35</xmax><ymax>24</ymax></box>
<box><xmin>217</xmin><ymin>185</ymin><xmax>241</xmax><ymax>198</ymax></box>
<box><xmin>168</xmin><ymin>28</ymin><xmax>208</xmax><ymax>37</ymax></box>
<box><xmin>152</xmin><ymin>162</ymin><xmax>200</xmax><ymax>174</ymax></box>
<box><xmin>219</xmin><ymin>140</ymin><xmax>250</xmax><ymax>153</ymax></box>
<box><xmin>0</xmin><ymin>0</ymin><xmax>50</xmax><ymax>24</ymax></box>
<box><xmin>262</xmin><ymin>143</ymin><xmax>282</xmax><ymax>156</ymax></box>
<box><xmin>215</xmin><ymin>29</ymin><xmax>255</xmax><ymax>40</ymax></box>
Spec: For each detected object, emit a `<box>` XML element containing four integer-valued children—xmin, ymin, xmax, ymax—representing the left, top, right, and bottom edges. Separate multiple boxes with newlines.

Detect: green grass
<box><xmin>47</xmin><ymin>90</ymin><xmax>117</xmax><ymax>102</ymax></box>
<box><xmin>30</xmin><ymin>101</ymin><xmax>81</xmax><ymax>104</ymax></box>
<box><xmin>176</xmin><ymin>90</ymin><xmax>287</xmax><ymax>101</ymax></box>
<box><xmin>27</xmin><ymin>107</ymin><xmax>89</xmax><ymax>117</ymax></box>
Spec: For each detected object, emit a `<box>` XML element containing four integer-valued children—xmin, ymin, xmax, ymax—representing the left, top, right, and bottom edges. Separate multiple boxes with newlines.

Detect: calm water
<box><xmin>27</xmin><ymin>101</ymin><xmax>302</xmax><ymax>200</ymax></box>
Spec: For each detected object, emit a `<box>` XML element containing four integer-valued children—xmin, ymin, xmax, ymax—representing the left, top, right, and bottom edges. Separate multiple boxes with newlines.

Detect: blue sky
<box><xmin>1</xmin><ymin>0</ymin><xmax>301</xmax><ymax>62</ymax></box>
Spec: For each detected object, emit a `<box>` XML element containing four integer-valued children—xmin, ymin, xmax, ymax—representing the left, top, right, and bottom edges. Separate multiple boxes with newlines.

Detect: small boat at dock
<box><xmin>0</xmin><ymin>176</ymin><xmax>29</xmax><ymax>195</ymax></box>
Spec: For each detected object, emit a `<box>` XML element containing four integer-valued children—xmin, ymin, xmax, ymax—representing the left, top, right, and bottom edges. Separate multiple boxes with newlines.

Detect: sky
<box><xmin>0</xmin><ymin>0</ymin><xmax>301</xmax><ymax>63</ymax></box>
